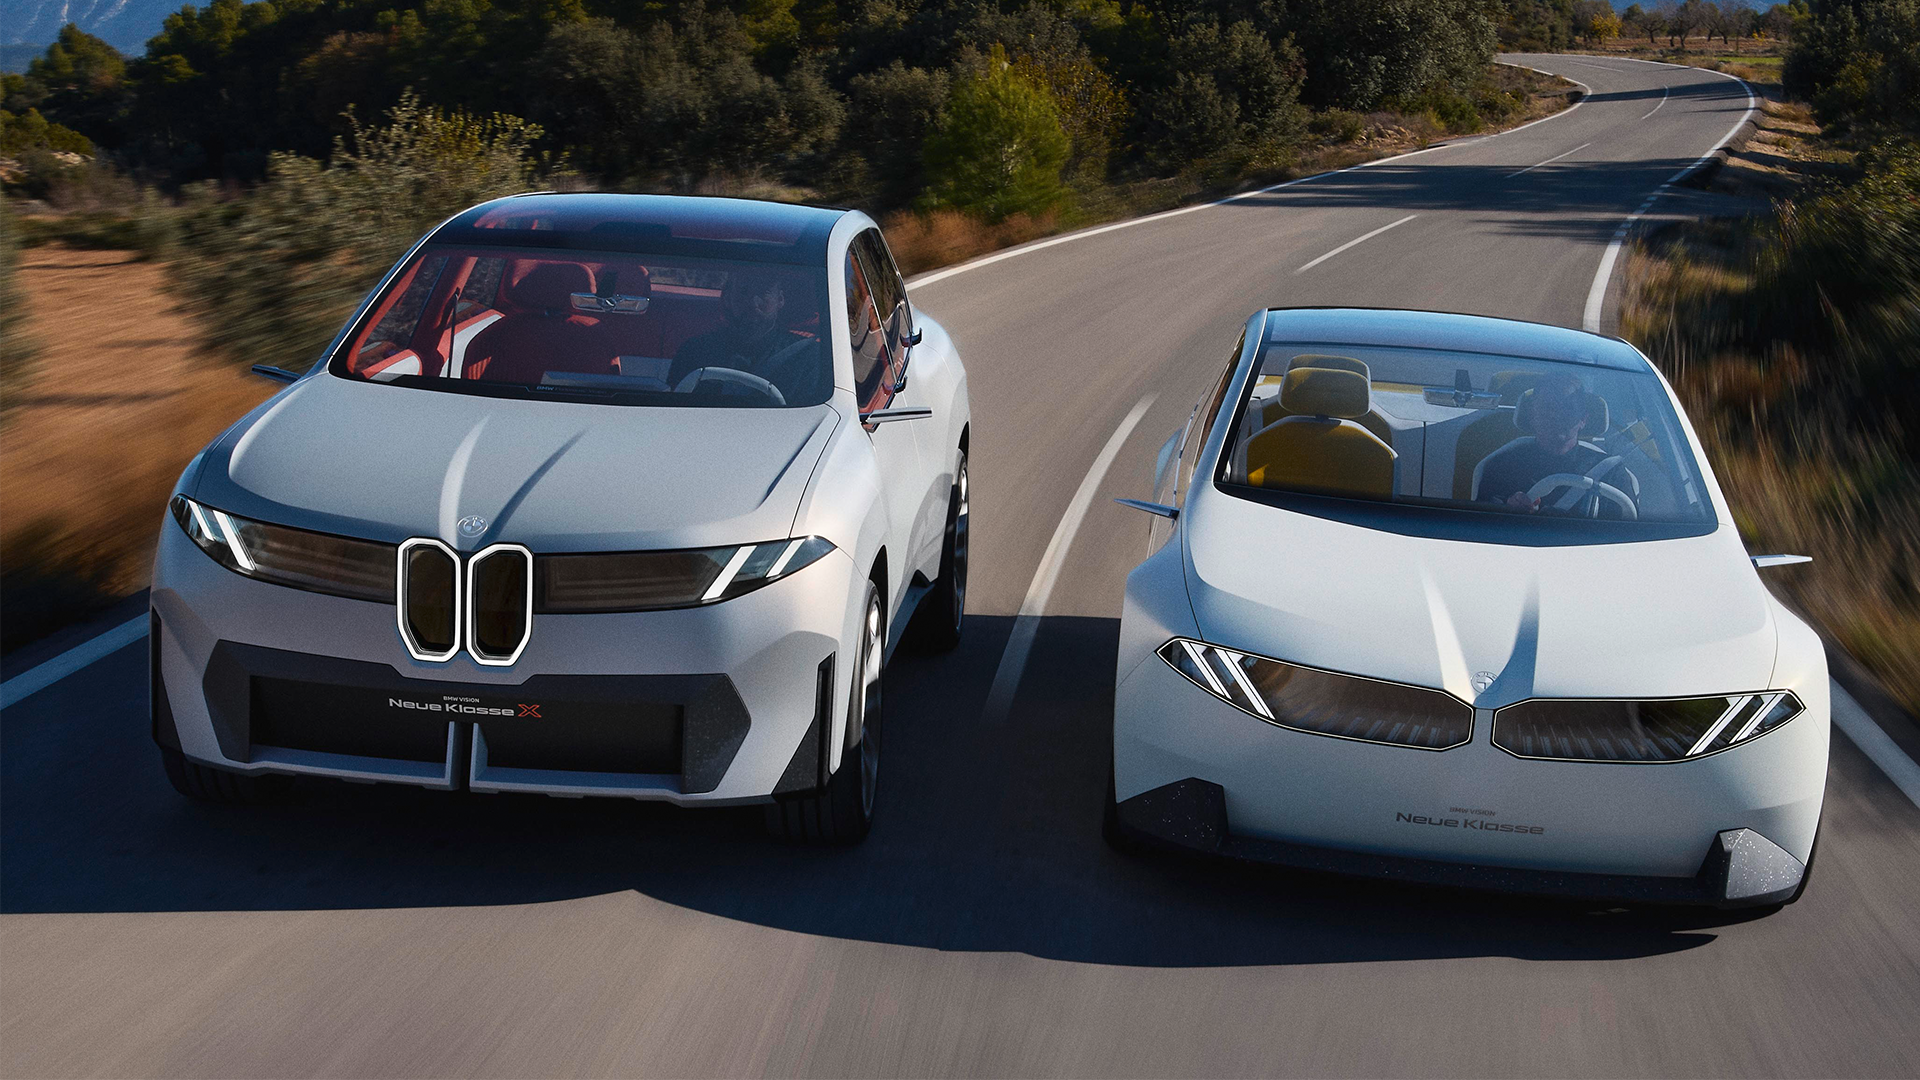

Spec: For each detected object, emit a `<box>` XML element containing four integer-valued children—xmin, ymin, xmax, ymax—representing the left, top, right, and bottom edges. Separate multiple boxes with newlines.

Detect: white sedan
<box><xmin>151</xmin><ymin>193</ymin><xmax>970</xmax><ymax>844</ymax></box>
<box><xmin>1110</xmin><ymin>308</ymin><xmax>1826</xmax><ymax>907</ymax></box>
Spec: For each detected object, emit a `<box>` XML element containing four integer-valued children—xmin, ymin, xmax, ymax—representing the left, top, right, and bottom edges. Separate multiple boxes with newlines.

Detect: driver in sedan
<box><xmin>1479</xmin><ymin>372</ymin><xmax>1638</xmax><ymax>515</ymax></box>
<box><xmin>671</xmin><ymin>269</ymin><xmax>824</xmax><ymax>401</ymax></box>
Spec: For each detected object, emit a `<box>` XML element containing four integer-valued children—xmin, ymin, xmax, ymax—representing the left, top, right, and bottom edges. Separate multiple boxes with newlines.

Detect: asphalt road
<box><xmin>5</xmin><ymin>56</ymin><xmax>1919</xmax><ymax>1077</ymax></box>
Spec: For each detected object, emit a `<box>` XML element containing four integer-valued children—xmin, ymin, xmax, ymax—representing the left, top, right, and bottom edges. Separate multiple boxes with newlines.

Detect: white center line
<box><xmin>1640</xmin><ymin>86</ymin><xmax>1670</xmax><ymax>121</ymax></box>
<box><xmin>1507</xmin><ymin>141</ymin><xmax>1592</xmax><ymax>178</ymax></box>
<box><xmin>1583</xmin><ymin>68</ymin><xmax>1755</xmax><ymax>332</ymax></box>
<box><xmin>1294</xmin><ymin>214</ymin><xmax>1419</xmax><ymax>275</ymax></box>
<box><xmin>979</xmin><ymin>393</ymin><xmax>1157</xmax><ymax>724</ymax></box>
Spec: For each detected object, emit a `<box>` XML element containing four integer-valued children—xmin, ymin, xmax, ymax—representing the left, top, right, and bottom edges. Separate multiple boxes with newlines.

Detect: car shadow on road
<box><xmin>1</xmin><ymin>616</ymin><xmax>1762</xmax><ymax>965</ymax></box>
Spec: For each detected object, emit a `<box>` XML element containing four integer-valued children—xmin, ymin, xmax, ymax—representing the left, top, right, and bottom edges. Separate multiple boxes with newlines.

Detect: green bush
<box><xmin>168</xmin><ymin>94</ymin><xmax>547</xmax><ymax>369</ymax></box>
<box><xmin>1309</xmin><ymin>109</ymin><xmax>1367</xmax><ymax>143</ymax></box>
<box><xmin>922</xmin><ymin>59</ymin><xmax>1071</xmax><ymax>221</ymax></box>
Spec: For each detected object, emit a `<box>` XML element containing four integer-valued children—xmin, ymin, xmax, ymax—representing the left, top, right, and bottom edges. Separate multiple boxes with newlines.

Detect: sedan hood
<box><xmin>194</xmin><ymin>375</ymin><xmax>840</xmax><ymax>551</ymax></box>
<box><xmin>1183</xmin><ymin>490</ymin><xmax>1779</xmax><ymax>705</ymax></box>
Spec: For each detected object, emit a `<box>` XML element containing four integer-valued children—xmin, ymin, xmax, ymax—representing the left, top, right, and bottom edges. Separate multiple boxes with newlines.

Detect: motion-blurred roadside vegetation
<box><xmin>1625</xmin><ymin>0</ymin><xmax>1920</xmax><ymax>711</ymax></box>
<box><xmin>0</xmin><ymin>0</ymin><xmax>1589</xmax><ymax>366</ymax></box>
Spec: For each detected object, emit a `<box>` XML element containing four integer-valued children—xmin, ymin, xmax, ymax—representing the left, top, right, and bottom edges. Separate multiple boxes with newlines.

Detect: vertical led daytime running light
<box><xmin>210</xmin><ymin>509</ymin><xmax>256</xmax><ymax>571</ymax></box>
<box><xmin>701</xmin><ymin>545</ymin><xmax>757</xmax><ymax>602</ymax></box>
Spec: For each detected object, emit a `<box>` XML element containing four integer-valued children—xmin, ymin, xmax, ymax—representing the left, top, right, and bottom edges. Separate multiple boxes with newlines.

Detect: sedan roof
<box><xmin>1262</xmin><ymin>308</ymin><xmax>1648</xmax><ymax>371</ymax></box>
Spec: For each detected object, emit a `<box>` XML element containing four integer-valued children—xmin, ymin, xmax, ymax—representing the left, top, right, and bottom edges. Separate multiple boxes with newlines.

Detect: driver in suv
<box><xmin>671</xmin><ymin>269</ymin><xmax>825</xmax><ymax>402</ymax></box>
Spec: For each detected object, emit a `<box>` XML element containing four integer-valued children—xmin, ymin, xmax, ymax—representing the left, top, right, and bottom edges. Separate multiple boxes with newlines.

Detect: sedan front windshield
<box><xmin>1217</xmin><ymin>342</ymin><xmax>1716</xmax><ymax>529</ymax></box>
<box><xmin>331</xmin><ymin>246</ymin><xmax>832</xmax><ymax>407</ymax></box>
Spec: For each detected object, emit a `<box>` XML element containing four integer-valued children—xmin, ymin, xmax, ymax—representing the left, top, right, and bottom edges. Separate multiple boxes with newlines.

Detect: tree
<box><xmin>1574</xmin><ymin>1</ymin><xmax>1622</xmax><ymax>43</ymax></box>
<box><xmin>1138</xmin><ymin>17</ymin><xmax>1306</xmax><ymax>169</ymax></box>
<box><xmin>922</xmin><ymin>55</ymin><xmax>1071</xmax><ymax>220</ymax></box>
<box><xmin>22</xmin><ymin>25</ymin><xmax>128</xmax><ymax>147</ymax></box>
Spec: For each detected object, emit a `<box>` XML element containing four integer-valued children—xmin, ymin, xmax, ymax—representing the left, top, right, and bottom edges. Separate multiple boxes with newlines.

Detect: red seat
<box><xmin>462</xmin><ymin>262</ymin><xmax>611</xmax><ymax>383</ymax></box>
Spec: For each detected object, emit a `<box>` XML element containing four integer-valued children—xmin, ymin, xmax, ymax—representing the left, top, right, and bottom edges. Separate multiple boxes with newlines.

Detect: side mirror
<box><xmin>862</xmin><ymin>406</ymin><xmax>932</xmax><ymax>426</ymax></box>
<box><xmin>250</xmin><ymin>364</ymin><xmax>301</xmax><ymax>384</ymax></box>
<box><xmin>1114</xmin><ymin>498</ymin><xmax>1178</xmax><ymax>520</ymax></box>
<box><xmin>906</xmin><ymin>327</ymin><xmax>924</xmax><ymax>348</ymax></box>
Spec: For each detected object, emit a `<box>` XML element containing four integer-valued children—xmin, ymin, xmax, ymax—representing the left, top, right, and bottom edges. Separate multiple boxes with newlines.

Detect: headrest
<box><xmin>1487</xmin><ymin>370</ymin><xmax>1539</xmax><ymax>404</ymax></box>
<box><xmin>505</xmin><ymin>262</ymin><xmax>594</xmax><ymax>311</ymax></box>
<box><xmin>1287</xmin><ymin>353</ymin><xmax>1370</xmax><ymax>379</ymax></box>
<box><xmin>1280</xmin><ymin>367</ymin><xmax>1370</xmax><ymax>419</ymax></box>
<box><xmin>1516</xmin><ymin>385</ymin><xmax>1608</xmax><ymax>435</ymax></box>
<box><xmin>590</xmin><ymin>262</ymin><xmax>652</xmax><ymax>300</ymax></box>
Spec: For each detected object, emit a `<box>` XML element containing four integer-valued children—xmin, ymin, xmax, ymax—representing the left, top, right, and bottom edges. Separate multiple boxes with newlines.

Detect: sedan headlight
<box><xmin>537</xmin><ymin>536</ymin><xmax>835</xmax><ymax>613</ymax></box>
<box><xmin>1159</xmin><ymin>638</ymin><xmax>1473</xmax><ymax>749</ymax></box>
<box><xmin>171</xmin><ymin>496</ymin><xmax>395</xmax><ymax>601</ymax></box>
<box><xmin>1493</xmin><ymin>692</ymin><xmax>1805</xmax><ymax>762</ymax></box>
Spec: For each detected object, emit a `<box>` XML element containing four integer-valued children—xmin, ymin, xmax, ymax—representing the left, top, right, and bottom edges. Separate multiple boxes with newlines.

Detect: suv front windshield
<box><xmin>1216</xmin><ymin>342</ymin><xmax>1716</xmax><ymax>532</ymax></box>
<box><xmin>331</xmin><ymin>246</ymin><xmax>831</xmax><ymax>407</ymax></box>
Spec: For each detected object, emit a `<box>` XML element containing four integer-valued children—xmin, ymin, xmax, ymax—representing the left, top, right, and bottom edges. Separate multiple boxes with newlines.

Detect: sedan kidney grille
<box><xmin>1159</xmin><ymin>639</ymin><xmax>1473</xmax><ymax>750</ymax></box>
<box><xmin>1493</xmin><ymin>692</ymin><xmax>1804</xmax><ymax>762</ymax></box>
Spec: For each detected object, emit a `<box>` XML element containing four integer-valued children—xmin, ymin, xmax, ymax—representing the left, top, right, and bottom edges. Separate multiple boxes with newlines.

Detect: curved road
<box><xmin>6</xmin><ymin>56</ymin><xmax>1919</xmax><ymax>1077</ymax></box>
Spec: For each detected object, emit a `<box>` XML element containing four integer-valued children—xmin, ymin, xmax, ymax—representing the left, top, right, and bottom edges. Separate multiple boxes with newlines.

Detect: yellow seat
<box><xmin>1245</xmin><ymin>367</ymin><xmax>1396</xmax><ymax>498</ymax></box>
<box><xmin>1255</xmin><ymin>354</ymin><xmax>1395</xmax><ymax>445</ymax></box>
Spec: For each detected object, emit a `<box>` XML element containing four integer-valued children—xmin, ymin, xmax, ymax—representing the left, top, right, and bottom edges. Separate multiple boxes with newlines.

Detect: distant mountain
<box><xmin>0</xmin><ymin>0</ymin><xmax>179</xmax><ymax>53</ymax></box>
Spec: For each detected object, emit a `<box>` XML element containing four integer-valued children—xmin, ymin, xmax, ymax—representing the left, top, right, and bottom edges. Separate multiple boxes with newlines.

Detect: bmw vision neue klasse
<box><xmin>1110</xmin><ymin>308</ymin><xmax>1825</xmax><ymax>907</ymax></box>
<box><xmin>151</xmin><ymin>193</ymin><xmax>970</xmax><ymax>843</ymax></box>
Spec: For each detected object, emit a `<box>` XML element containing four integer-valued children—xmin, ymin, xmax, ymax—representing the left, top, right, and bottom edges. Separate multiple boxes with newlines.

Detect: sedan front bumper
<box><xmin>1113</xmin><ymin>639</ymin><xmax>1829</xmax><ymax>907</ymax></box>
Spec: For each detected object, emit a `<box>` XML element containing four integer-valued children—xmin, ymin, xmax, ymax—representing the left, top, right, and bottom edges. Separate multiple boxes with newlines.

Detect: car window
<box><xmin>1177</xmin><ymin>334</ymin><xmax>1244</xmax><ymax>507</ymax></box>
<box><xmin>330</xmin><ymin>245</ymin><xmax>832</xmax><ymax>408</ymax></box>
<box><xmin>852</xmin><ymin>230</ymin><xmax>909</xmax><ymax>369</ymax></box>
<box><xmin>844</xmin><ymin>249</ymin><xmax>893</xmax><ymax>411</ymax></box>
<box><xmin>1214</xmin><ymin>341</ymin><xmax>1715</xmax><ymax>530</ymax></box>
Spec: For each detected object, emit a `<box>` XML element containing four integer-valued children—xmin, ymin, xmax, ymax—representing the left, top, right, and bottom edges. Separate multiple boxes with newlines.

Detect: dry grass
<box><xmin>881</xmin><ymin>209</ymin><xmax>1059</xmax><ymax>276</ymax></box>
<box><xmin>1619</xmin><ymin>111</ymin><xmax>1920</xmax><ymax>714</ymax></box>
<box><xmin>0</xmin><ymin>244</ymin><xmax>274</xmax><ymax>650</ymax></box>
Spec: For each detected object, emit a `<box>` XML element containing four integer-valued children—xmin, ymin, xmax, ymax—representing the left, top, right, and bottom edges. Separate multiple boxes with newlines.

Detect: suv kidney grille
<box><xmin>467</xmin><ymin>544</ymin><xmax>533</xmax><ymax>665</ymax></box>
<box><xmin>399</xmin><ymin>539</ymin><xmax>460</xmax><ymax>660</ymax></box>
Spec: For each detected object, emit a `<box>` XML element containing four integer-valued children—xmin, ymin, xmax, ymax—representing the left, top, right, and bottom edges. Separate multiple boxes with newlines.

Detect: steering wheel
<box><xmin>672</xmin><ymin>366</ymin><xmax>787</xmax><ymax>405</ymax></box>
<box><xmin>1525</xmin><ymin>455</ymin><xmax>1637</xmax><ymax>520</ymax></box>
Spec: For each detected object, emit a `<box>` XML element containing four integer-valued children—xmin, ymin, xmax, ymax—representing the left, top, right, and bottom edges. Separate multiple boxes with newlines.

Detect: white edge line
<box><xmin>979</xmin><ymin>393</ymin><xmax>1158</xmax><ymax>723</ymax></box>
<box><xmin>1582</xmin><ymin>67</ymin><xmax>1754</xmax><ymax>332</ymax></box>
<box><xmin>0</xmin><ymin>614</ymin><xmax>149</xmax><ymax>710</ymax></box>
<box><xmin>1295</xmin><ymin>214</ymin><xmax>1418</xmax><ymax>274</ymax></box>
<box><xmin>911</xmin><ymin>64</ymin><xmax>1587</xmax><ymax>292</ymax></box>
<box><xmin>1832</xmin><ymin>684</ymin><xmax>1920</xmax><ymax>810</ymax></box>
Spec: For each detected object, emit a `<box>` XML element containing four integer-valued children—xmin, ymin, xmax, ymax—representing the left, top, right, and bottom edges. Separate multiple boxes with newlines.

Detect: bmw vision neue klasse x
<box><xmin>151</xmin><ymin>193</ymin><xmax>971</xmax><ymax>843</ymax></box>
<box><xmin>1110</xmin><ymin>308</ymin><xmax>1825</xmax><ymax>907</ymax></box>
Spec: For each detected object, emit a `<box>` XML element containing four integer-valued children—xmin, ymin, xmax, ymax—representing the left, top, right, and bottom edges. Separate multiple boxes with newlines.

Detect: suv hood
<box><xmin>1183</xmin><ymin>489</ymin><xmax>1778</xmax><ymax>705</ymax></box>
<box><xmin>193</xmin><ymin>375</ymin><xmax>840</xmax><ymax>551</ymax></box>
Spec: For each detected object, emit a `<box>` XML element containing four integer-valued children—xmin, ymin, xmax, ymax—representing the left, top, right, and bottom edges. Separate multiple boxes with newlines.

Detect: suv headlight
<box><xmin>1493</xmin><ymin>693</ymin><xmax>1805</xmax><ymax>762</ymax></box>
<box><xmin>537</xmin><ymin>537</ymin><xmax>835</xmax><ymax>612</ymax></box>
<box><xmin>1159</xmin><ymin>638</ymin><xmax>1473</xmax><ymax>750</ymax></box>
<box><xmin>171</xmin><ymin>496</ymin><xmax>395</xmax><ymax>601</ymax></box>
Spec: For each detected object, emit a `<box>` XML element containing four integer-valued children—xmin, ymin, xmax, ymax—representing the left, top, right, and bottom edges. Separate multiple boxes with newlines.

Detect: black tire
<box><xmin>906</xmin><ymin>451</ymin><xmax>967</xmax><ymax>653</ymax></box>
<box><xmin>766</xmin><ymin>581</ymin><xmax>883</xmax><ymax>844</ymax></box>
<box><xmin>159</xmin><ymin>746</ymin><xmax>289</xmax><ymax>804</ymax></box>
